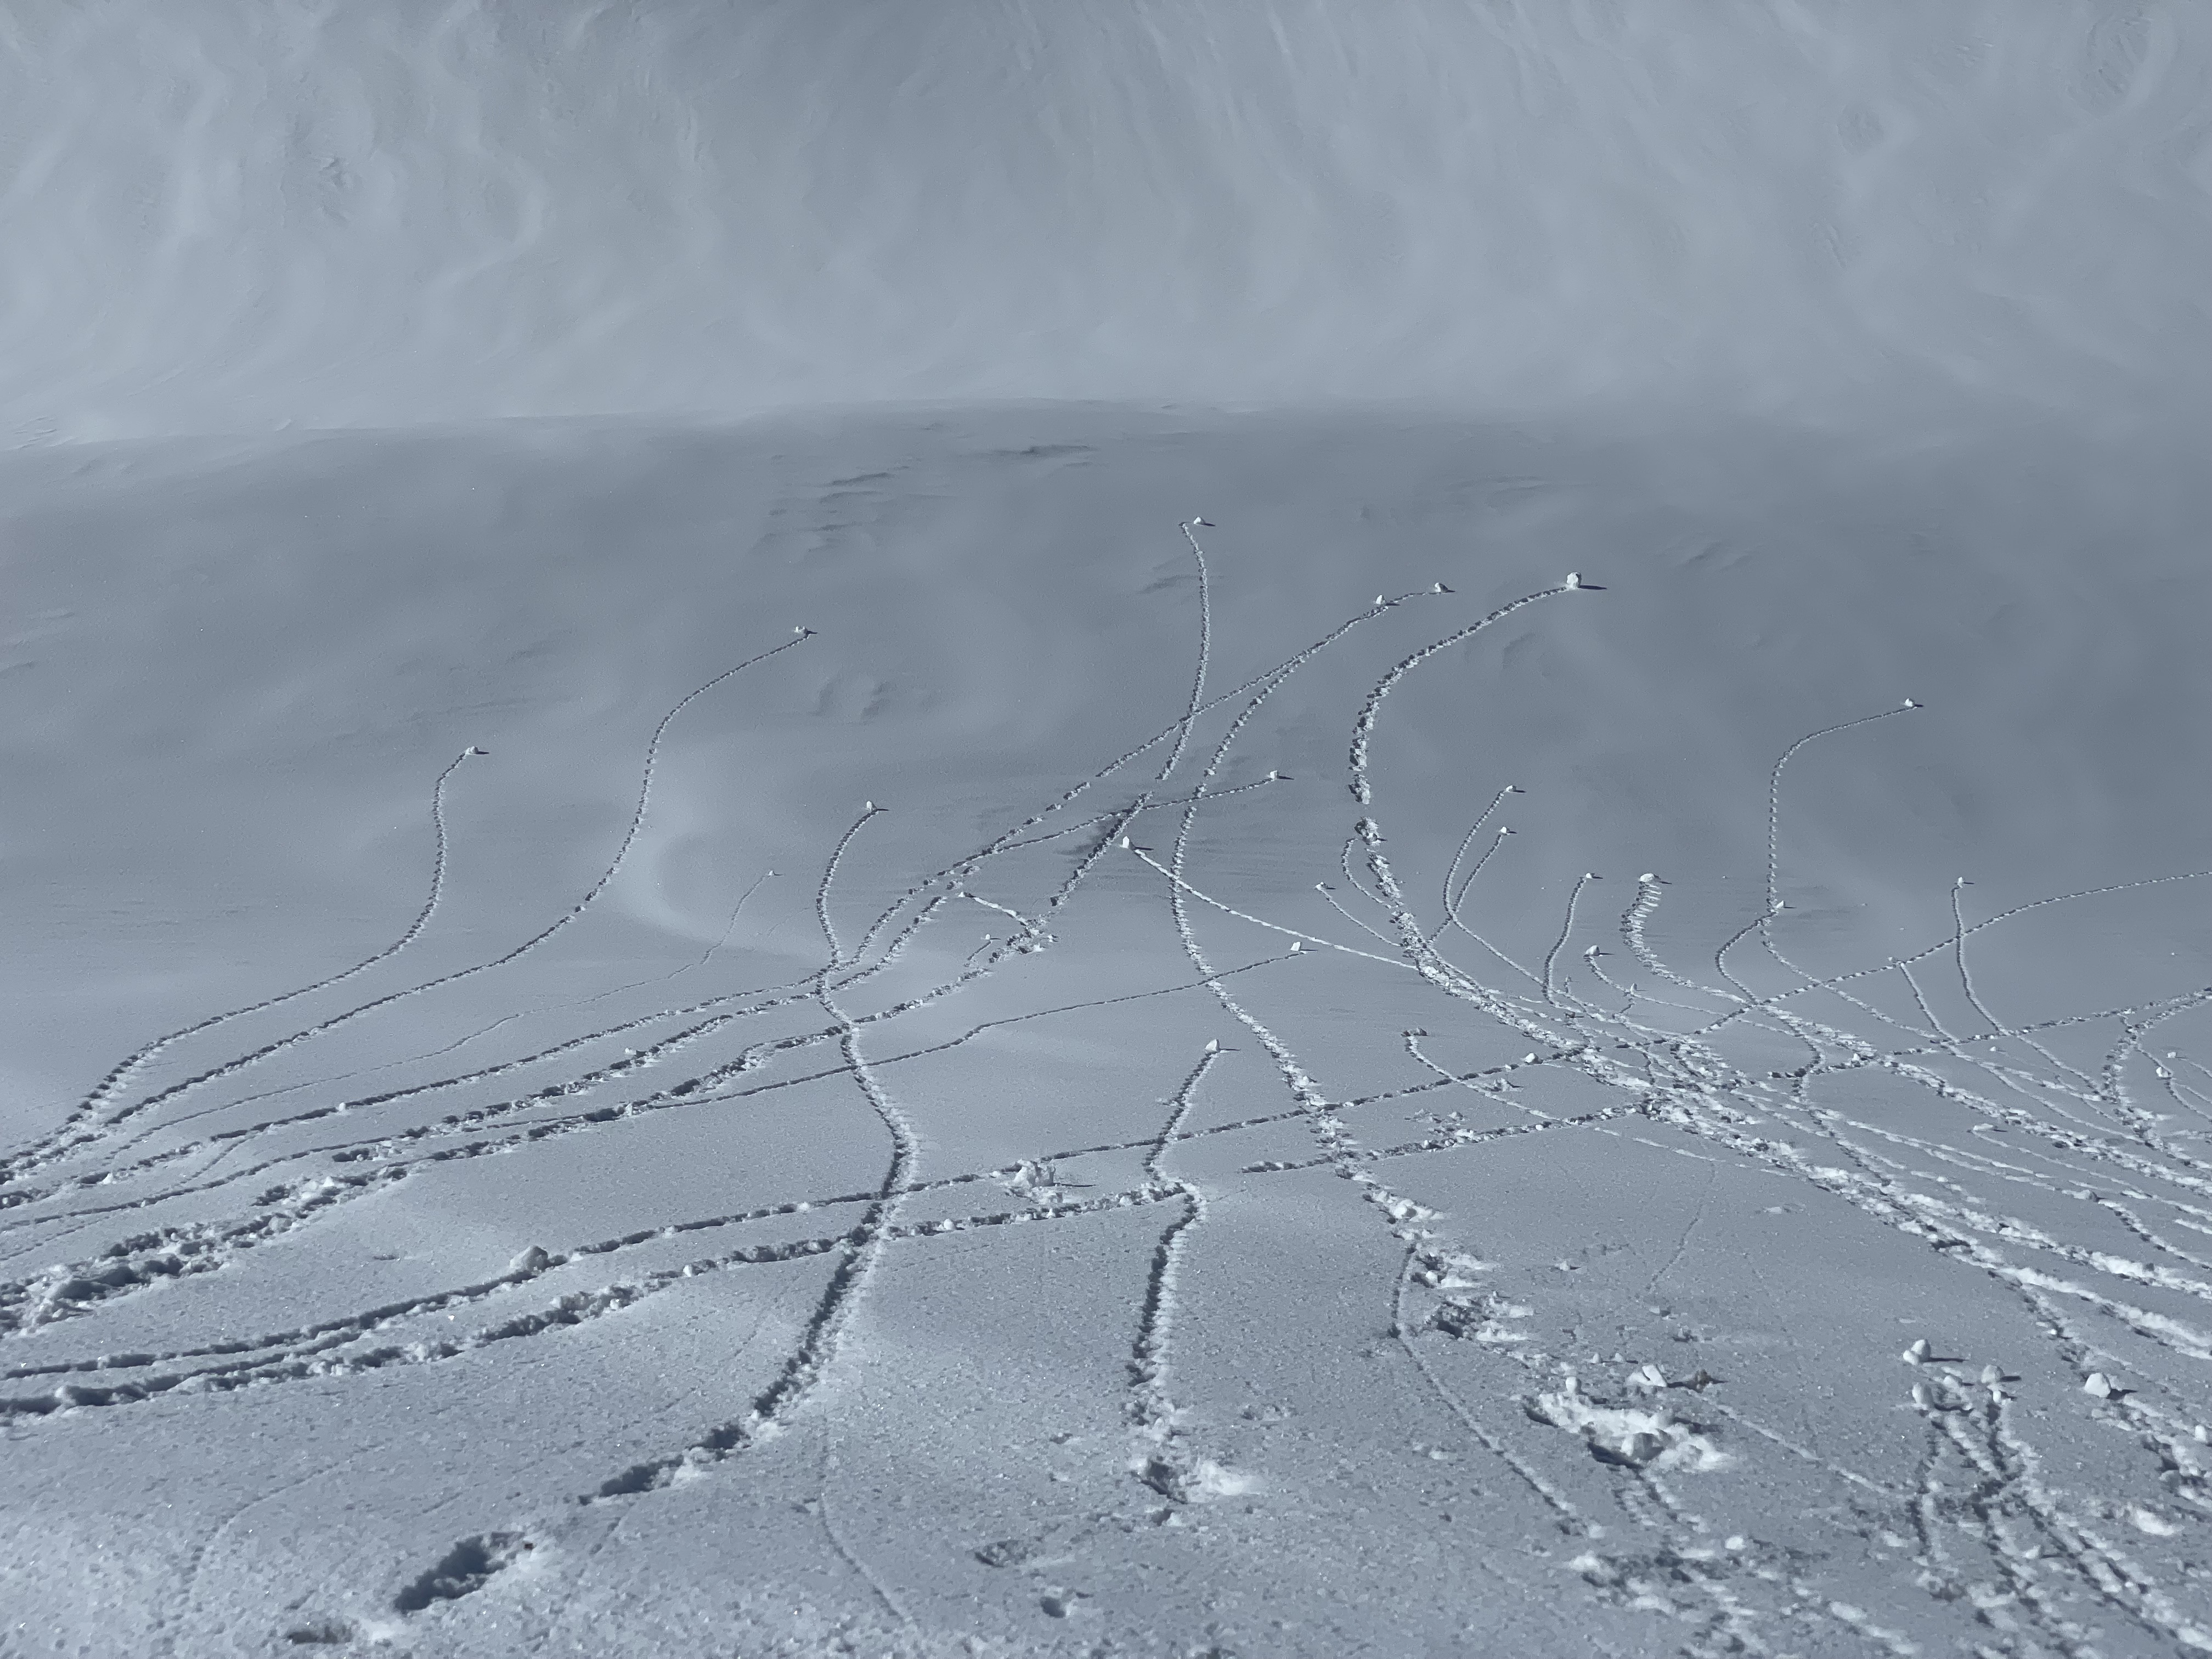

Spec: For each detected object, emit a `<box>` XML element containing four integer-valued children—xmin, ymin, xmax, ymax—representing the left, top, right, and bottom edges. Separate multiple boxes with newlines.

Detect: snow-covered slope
<box><xmin>2</xmin><ymin>406</ymin><xmax>2204</xmax><ymax>1656</ymax></box>
<box><xmin>2</xmin><ymin>2</ymin><xmax>2204</xmax><ymax>444</ymax></box>
<box><xmin>2</xmin><ymin>3</ymin><xmax>2208</xmax><ymax>1656</ymax></box>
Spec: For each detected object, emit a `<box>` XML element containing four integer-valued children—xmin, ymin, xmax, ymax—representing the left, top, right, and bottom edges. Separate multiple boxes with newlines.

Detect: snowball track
<box><xmin>2</xmin><ymin>410</ymin><xmax>2203</xmax><ymax>1658</ymax></box>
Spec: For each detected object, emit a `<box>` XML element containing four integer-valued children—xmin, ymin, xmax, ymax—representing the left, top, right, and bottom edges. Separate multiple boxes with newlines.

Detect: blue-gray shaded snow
<box><xmin>1</xmin><ymin>2</ymin><xmax>2204</xmax><ymax>443</ymax></box>
<box><xmin>1</xmin><ymin>409</ymin><xmax>2205</xmax><ymax>1657</ymax></box>
<box><xmin>2</xmin><ymin>4</ymin><xmax>2208</xmax><ymax>1655</ymax></box>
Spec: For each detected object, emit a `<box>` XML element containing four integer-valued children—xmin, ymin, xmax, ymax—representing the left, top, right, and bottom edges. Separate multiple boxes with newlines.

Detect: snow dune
<box><xmin>1</xmin><ymin>5</ymin><xmax>2207</xmax><ymax>1658</ymax></box>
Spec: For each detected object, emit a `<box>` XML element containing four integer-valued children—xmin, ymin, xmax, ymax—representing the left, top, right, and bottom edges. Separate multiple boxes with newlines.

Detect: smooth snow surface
<box><xmin>3</xmin><ymin>7</ymin><xmax>2209</xmax><ymax>1659</ymax></box>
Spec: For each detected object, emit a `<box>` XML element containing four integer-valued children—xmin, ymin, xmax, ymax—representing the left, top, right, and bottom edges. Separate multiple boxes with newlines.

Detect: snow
<box><xmin>2</xmin><ymin>3</ymin><xmax>2204</xmax><ymax>445</ymax></box>
<box><xmin>2</xmin><ymin>7</ymin><xmax>2208</xmax><ymax>1658</ymax></box>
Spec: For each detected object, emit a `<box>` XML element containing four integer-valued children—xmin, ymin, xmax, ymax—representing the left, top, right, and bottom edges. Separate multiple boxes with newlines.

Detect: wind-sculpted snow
<box><xmin>3</xmin><ymin>2</ymin><xmax>2205</xmax><ymax>444</ymax></box>
<box><xmin>0</xmin><ymin>411</ymin><xmax>2205</xmax><ymax>1656</ymax></box>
